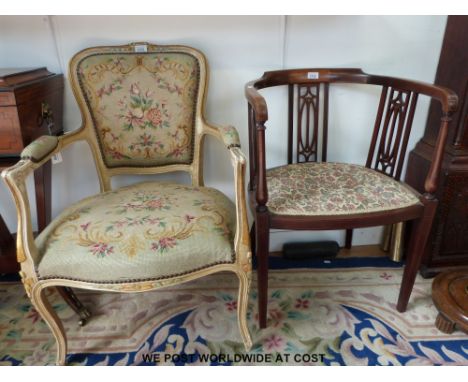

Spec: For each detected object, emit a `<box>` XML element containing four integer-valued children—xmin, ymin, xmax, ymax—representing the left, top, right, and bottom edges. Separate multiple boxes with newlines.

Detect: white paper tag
<box><xmin>134</xmin><ymin>44</ymin><xmax>148</xmax><ymax>53</ymax></box>
<box><xmin>52</xmin><ymin>152</ymin><xmax>63</xmax><ymax>164</ymax></box>
<box><xmin>307</xmin><ymin>72</ymin><xmax>319</xmax><ymax>80</ymax></box>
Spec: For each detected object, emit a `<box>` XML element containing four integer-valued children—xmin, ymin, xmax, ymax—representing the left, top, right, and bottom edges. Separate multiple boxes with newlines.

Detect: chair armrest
<box><xmin>424</xmin><ymin>114</ymin><xmax>456</xmax><ymax>195</ymax></box>
<box><xmin>10</xmin><ymin>128</ymin><xmax>87</xmax><ymax>176</ymax></box>
<box><xmin>229</xmin><ymin>146</ymin><xmax>251</xmax><ymax>271</ymax></box>
<box><xmin>201</xmin><ymin>122</ymin><xmax>251</xmax><ymax>268</ymax></box>
<box><xmin>202</xmin><ymin>122</ymin><xmax>241</xmax><ymax>149</ymax></box>
<box><xmin>245</xmin><ymin>81</ymin><xmax>269</xmax><ymax>205</ymax></box>
<box><xmin>245</xmin><ymin>81</ymin><xmax>268</xmax><ymax>123</ymax></box>
<box><xmin>1</xmin><ymin>128</ymin><xmax>87</xmax><ymax>268</ymax></box>
<box><xmin>20</xmin><ymin>135</ymin><xmax>59</xmax><ymax>163</ymax></box>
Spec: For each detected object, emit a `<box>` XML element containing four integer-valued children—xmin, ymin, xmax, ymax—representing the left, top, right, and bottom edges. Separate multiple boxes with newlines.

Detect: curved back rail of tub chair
<box><xmin>245</xmin><ymin>68</ymin><xmax>458</xmax><ymax>209</ymax></box>
<box><xmin>69</xmin><ymin>42</ymin><xmax>208</xmax><ymax>191</ymax></box>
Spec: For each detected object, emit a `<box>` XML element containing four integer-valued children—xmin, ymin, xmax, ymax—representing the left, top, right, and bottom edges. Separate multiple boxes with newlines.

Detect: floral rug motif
<box><xmin>0</xmin><ymin>266</ymin><xmax>467</xmax><ymax>365</ymax></box>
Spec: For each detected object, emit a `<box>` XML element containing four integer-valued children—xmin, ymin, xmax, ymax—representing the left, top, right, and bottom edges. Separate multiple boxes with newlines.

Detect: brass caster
<box><xmin>77</xmin><ymin>308</ymin><xmax>91</xmax><ymax>327</ymax></box>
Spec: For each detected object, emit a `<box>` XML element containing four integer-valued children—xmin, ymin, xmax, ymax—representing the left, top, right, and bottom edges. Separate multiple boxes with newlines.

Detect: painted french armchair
<box><xmin>2</xmin><ymin>42</ymin><xmax>252</xmax><ymax>365</ymax></box>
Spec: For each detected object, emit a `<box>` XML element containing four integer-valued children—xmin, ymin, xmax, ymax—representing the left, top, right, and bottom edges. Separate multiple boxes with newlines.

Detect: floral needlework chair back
<box><xmin>73</xmin><ymin>44</ymin><xmax>202</xmax><ymax>168</ymax></box>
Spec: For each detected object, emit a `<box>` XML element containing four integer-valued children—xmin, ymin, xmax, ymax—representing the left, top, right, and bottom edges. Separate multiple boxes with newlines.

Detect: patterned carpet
<box><xmin>0</xmin><ymin>261</ymin><xmax>467</xmax><ymax>365</ymax></box>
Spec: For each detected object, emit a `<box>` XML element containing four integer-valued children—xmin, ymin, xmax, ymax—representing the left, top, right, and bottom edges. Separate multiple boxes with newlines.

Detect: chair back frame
<box><xmin>68</xmin><ymin>42</ymin><xmax>209</xmax><ymax>192</ymax></box>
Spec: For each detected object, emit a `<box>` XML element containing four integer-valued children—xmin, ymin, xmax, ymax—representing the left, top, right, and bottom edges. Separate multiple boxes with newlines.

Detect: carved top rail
<box><xmin>246</xmin><ymin>69</ymin><xmax>457</xmax><ymax>120</ymax></box>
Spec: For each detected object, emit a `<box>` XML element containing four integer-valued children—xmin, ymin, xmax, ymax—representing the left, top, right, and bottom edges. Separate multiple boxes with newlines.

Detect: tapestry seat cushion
<box><xmin>36</xmin><ymin>182</ymin><xmax>236</xmax><ymax>283</ymax></box>
<box><xmin>266</xmin><ymin>162</ymin><xmax>420</xmax><ymax>216</ymax></box>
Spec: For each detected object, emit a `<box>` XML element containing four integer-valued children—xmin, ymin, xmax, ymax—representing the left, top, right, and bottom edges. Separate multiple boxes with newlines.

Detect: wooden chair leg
<box><xmin>397</xmin><ymin>198</ymin><xmax>437</xmax><ymax>312</ymax></box>
<box><xmin>56</xmin><ymin>286</ymin><xmax>91</xmax><ymax>326</ymax></box>
<box><xmin>236</xmin><ymin>270</ymin><xmax>252</xmax><ymax>351</ymax></box>
<box><xmin>250</xmin><ymin>223</ymin><xmax>256</xmax><ymax>256</ymax></box>
<box><xmin>345</xmin><ymin>229</ymin><xmax>353</xmax><ymax>249</ymax></box>
<box><xmin>32</xmin><ymin>284</ymin><xmax>67</xmax><ymax>365</ymax></box>
<box><xmin>34</xmin><ymin>160</ymin><xmax>52</xmax><ymax>233</ymax></box>
<box><xmin>255</xmin><ymin>211</ymin><xmax>269</xmax><ymax>329</ymax></box>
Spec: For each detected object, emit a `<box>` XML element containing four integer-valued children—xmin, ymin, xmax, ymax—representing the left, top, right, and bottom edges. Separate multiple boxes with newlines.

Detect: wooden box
<box><xmin>0</xmin><ymin>67</ymin><xmax>63</xmax><ymax>156</ymax></box>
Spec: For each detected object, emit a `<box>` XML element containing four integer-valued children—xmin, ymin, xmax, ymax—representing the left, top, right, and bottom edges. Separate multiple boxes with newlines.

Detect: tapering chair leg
<box><xmin>56</xmin><ymin>286</ymin><xmax>91</xmax><ymax>326</ymax></box>
<box><xmin>32</xmin><ymin>284</ymin><xmax>67</xmax><ymax>365</ymax></box>
<box><xmin>345</xmin><ymin>229</ymin><xmax>353</xmax><ymax>249</ymax></box>
<box><xmin>255</xmin><ymin>212</ymin><xmax>269</xmax><ymax>329</ymax></box>
<box><xmin>236</xmin><ymin>271</ymin><xmax>252</xmax><ymax>351</ymax></box>
<box><xmin>397</xmin><ymin>198</ymin><xmax>437</xmax><ymax>312</ymax></box>
<box><xmin>250</xmin><ymin>223</ymin><xmax>256</xmax><ymax>255</ymax></box>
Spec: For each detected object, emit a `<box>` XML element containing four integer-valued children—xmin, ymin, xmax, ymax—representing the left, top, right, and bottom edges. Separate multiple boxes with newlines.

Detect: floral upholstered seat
<box><xmin>266</xmin><ymin>162</ymin><xmax>420</xmax><ymax>216</ymax></box>
<box><xmin>36</xmin><ymin>182</ymin><xmax>236</xmax><ymax>282</ymax></box>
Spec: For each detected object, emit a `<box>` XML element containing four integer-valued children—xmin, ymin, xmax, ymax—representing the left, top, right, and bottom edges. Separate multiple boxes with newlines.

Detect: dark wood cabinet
<box><xmin>0</xmin><ymin>67</ymin><xmax>64</xmax><ymax>273</ymax></box>
<box><xmin>405</xmin><ymin>16</ymin><xmax>468</xmax><ymax>277</ymax></box>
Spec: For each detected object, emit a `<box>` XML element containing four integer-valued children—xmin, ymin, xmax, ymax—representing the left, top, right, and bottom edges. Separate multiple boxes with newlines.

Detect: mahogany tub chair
<box><xmin>245</xmin><ymin>68</ymin><xmax>457</xmax><ymax>328</ymax></box>
<box><xmin>2</xmin><ymin>42</ymin><xmax>252</xmax><ymax>365</ymax></box>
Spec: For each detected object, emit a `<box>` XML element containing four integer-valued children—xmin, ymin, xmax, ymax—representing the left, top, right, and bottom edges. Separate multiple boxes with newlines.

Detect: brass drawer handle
<box><xmin>40</xmin><ymin>102</ymin><xmax>54</xmax><ymax>134</ymax></box>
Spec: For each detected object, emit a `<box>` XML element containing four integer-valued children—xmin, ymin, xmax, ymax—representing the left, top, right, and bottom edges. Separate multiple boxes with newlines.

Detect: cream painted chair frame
<box><xmin>2</xmin><ymin>42</ymin><xmax>252</xmax><ymax>365</ymax></box>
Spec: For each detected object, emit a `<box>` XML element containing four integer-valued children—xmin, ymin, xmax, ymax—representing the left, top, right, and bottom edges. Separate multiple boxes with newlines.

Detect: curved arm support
<box><xmin>202</xmin><ymin>121</ymin><xmax>241</xmax><ymax>149</ymax></box>
<box><xmin>424</xmin><ymin>114</ymin><xmax>453</xmax><ymax>195</ymax></box>
<box><xmin>229</xmin><ymin>147</ymin><xmax>252</xmax><ymax>272</ymax></box>
<box><xmin>200</xmin><ymin>121</ymin><xmax>251</xmax><ymax>269</ymax></box>
<box><xmin>255</xmin><ymin>122</ymin><xmax>268</xmax><ymax>208</ymax></box>
<box><xmin>245</xmin><ymin>81</ymin><xmax>268</xmax><ymax>123</ymax></box>
<box><xmin>1</xmin><ymin>127</ymin><xmax>87</xmax><ymax>269</ymax></box>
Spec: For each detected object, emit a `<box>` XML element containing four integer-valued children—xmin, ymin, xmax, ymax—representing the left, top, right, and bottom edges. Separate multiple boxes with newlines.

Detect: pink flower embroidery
<box><xmin>26</xmin><ymin>308</ymin><xmax>41</xmax><ymax>324</ymax></box>
<box><xmin>174</xmin><ymin>85</ymin><xmax>183</xmax><ymax>95</ymax></box>
<box><xmin>225</xmin><ymin>301</ymin><xmax>237</xmax><ymax>312</ymax></box>
<box><xmin>184</xmin><ymin>214</ymin><xmax>195</xmax><ymax>223</ymax></box>
<box><xmin>147</xmin><ymin>218</ymin><xmax>163</xmax><ymax>225</ymax></box>
<box><xmin>152</xmin><ymin>237</ymin><xmax>177</xmax><ymax>253</ymax></box>
<box><xmin>124</xmin><ymin>110</ymin><xmax>144</xmax><ymax>128</ymax></box>
<box><xmin>168</xmin><ymin>147</ymin><xmax>185</xmax><ymax>157</ymax></box>
<box><xmin>268</xmin><ymin>308</ymin><xmax>285</xmax><ymax>327</ymax></box>
<box><xmin>263</xmin><ymin>334</ymin><xmax>285</xmax><ymax>352</ymax></box>
<box><xmin>146</xmin><ymin>108</ymin><xmax>162</xmax><ymax>126</ymax></box>
<box><xmin>110</xmin><ymin>133</ymin><xmax>119</xmax><ymax>143</ymax></box>
<box><xmin>146</xmin><ymin>199</ymin><xmax>164</xmax><ymax>209</ymax></box>
<box><xmin>130</xmin><ymin>83</ymin><xmax>140</xmax><ymax>95</ymax></box>
<box><xmin>97</xmin><ymin>86</ymin><xmax>105</xmax><ymax>98</ymax></box>
<box><xmin>295</xmin><ymin>298</ymin><xmax>310</xmax><ymax>309</ymax></box>
<box><xmin>110</xmin><ymin>150</ymin><xmax>126</xmax><ymax>160</ymax></box>
<box><xmin>80</xmin><ymin>222</ymin><xmax>90</xmax><ymax>231</ymax></box>
<box><xmin>380</xmin><ymin>272</ymin><xmax>393</xmax><ymax>280</ymax></box>
<box><xmin>90</xmin><ymin>243</ymin><xmax>114</xmax><ymax>258</ymax></box>
<box><xmin>139</xmin><ymin>133</ymin><xmax>154</xmax><ymax>147</ymax></box>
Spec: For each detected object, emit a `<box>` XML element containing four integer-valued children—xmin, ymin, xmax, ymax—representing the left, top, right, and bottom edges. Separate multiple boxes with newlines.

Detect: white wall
<box><xmin>0</xmin><ymin>16</ymin><xmax>447</xmax><ymax>250</ymax></box>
